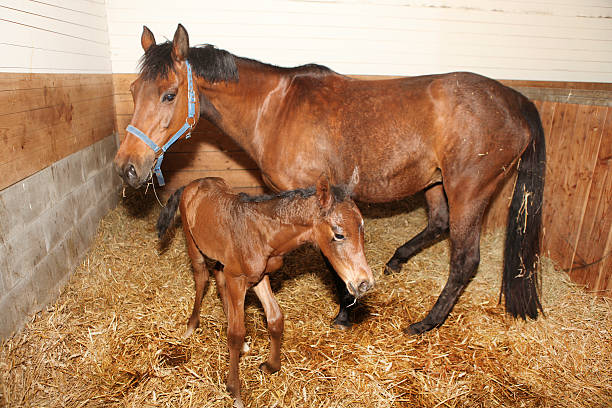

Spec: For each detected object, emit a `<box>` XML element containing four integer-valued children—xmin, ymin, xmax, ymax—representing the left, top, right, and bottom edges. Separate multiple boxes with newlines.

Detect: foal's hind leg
<box><xmin>253</xmin><ymin>275</ymin><xmax>284</xmax><ymax>374</ymax></box>
<box><xmin>386</xmin><ymin>184</ymin><xmax>449</xmax><ymax>274</ymax></box>
<box><xmin>183</xmin><ymin>232</ymin><xmax>210</xmax><ymax>339</ymax></box>
<box><xmin>407</xmin><ymin>185</ymin><xmax>493</xmax><ymax>335</ymax></box>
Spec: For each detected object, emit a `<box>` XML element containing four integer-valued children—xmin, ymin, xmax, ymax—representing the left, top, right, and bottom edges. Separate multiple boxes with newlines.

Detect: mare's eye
<box><xmin>333</xmin><ymin>232</ymin><xmax>345</xmax><ymax>241</ymax></box>
<box><xmin>162</xmin><ymin>93</ymin><xmax>176</xmax><ymax>103</ymax></box>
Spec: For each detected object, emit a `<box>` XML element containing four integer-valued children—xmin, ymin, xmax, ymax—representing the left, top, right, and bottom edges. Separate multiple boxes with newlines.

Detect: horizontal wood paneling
<box><xmin>106</xmin><ymin>0</ymin><xmax>612</xmax><ymax>81</ymax></box>
<box><xmin>0</xmin><ymin>73</ymin><xmax>115</xmax><ymax>190</ymax></box>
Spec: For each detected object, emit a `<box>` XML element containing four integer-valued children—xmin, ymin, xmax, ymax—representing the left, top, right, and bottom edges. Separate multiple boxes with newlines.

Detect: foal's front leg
<box><xmin>253</xmin><ymin>275</ymin><xmax>284</xmax><ymax>374</ymax></box>
<box><xmin>224</xmin><ymin>275</ymin><xmax>248</xmax><ymax>408</ymax></box>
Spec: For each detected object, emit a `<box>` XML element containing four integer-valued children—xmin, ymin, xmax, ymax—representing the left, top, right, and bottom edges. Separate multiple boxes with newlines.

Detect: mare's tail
<box><xmin>502</xmin><ymin>99</ymin><xmax>546</xmax><ymax>319</ymax></box>
<box><xmin>157</xmin><ymin>186</ymin><xmax>185</xmax><ymax>239</ymax></box>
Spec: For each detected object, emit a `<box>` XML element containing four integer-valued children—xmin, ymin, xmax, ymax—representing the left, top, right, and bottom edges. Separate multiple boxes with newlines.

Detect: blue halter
<box><xmin>126</xmin><ymin>61</ymin><xmax>198</xmax><ymax>186</ymax></box>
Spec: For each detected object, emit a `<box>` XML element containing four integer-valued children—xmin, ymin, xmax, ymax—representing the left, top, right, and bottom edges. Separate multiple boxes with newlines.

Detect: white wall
<box><xmin>105</xmin><ymin>0</ymin><xmax>612</xmax><ymax>82</ymax></box>
<box><xmin>0</xmin><ymin>0</ymin><xmax>111</xmax><ymax>73</ymax></box>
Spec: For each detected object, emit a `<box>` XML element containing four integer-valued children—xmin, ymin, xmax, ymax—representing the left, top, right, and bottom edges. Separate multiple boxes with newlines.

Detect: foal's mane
<box><xmin>238</xmin><ymin>185</ymin><xmax>351</xmax><ymax>204</ymax></box>
<box><xmin>138</xmin><ymin>41</ymin><xmax>335</xmax><ymax>82</ymax></box>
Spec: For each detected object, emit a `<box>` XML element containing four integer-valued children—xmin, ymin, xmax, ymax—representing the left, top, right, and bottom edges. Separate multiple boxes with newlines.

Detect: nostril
<box><xmin>358</xmin><ymin>281</ymin><xmax>370</xmax><ymax>294</ymax></box>
<box><xmin>126</xmin><ymin>164</ymin><xmax>137</xmax><ymax>180</ymax></box>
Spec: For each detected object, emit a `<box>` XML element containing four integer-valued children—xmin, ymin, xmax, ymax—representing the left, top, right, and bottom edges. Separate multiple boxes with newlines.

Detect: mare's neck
<box><xmin>196</xmin><ymin>59</ymin><xmax>287</xmax><ymax>164</ymax></box>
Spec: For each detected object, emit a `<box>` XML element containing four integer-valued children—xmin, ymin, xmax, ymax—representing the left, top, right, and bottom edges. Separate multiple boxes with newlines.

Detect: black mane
<box><xmin>138</xmin><ymin>42</ymin><xmax>335</xmax><ymax>83</ymax></box>
<box><xmin>139</xmin><ymin>41</ymin><xmax>239</xmax><ymax>83</ymax></box>
<box><xmin>238</xmin><ymin>185</ymin><xmax>350</xmax><ymax>203</ymax></box>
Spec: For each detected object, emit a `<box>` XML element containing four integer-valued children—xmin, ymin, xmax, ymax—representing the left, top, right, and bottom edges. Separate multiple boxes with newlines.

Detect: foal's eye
<box><xmin>162</xmin><ymin>93</ymin><xmax>176</xmax><ymax>103</ymax></box>
<box><xmin>333</xmin><ymin>232</ymin><xmax>345</xmax><ymax>241</ymax></box>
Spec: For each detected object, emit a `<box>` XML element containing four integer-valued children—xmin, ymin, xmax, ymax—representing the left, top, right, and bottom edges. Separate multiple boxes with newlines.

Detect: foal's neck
<box><xmin>246</xmin><ymin>193</ymin><xmax>321</xmax><ymax>253</ymax></box>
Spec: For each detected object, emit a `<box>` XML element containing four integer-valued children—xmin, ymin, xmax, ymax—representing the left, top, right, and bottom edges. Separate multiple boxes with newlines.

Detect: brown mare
<box><xmin>156</xmin><ymin>174</ymin><xmax>374</xmax><ymax>407</ymax></box>
<box><xmin>115</xmin><ymin>24</ymin><xmax>546</xmax><ymax>335</ymax></box>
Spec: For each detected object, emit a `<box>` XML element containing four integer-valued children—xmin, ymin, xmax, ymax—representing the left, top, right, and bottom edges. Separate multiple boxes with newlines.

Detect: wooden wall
<box><xmin>1</xmin><ymin>74</ymin><xmax>115</xmax><ymax>190</ymax></box>
<box><xmin>0</xmin><ymin>0</ymin><xmax>114</xmax><ymax>190</ymax></box>
<box><xmin>484</xmin><ymin>81</ymin><xmax>612</xmax><ymax>296</ymax></box>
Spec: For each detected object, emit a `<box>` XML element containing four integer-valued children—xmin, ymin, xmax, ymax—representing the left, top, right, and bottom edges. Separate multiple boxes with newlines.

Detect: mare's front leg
<box><xmin>183</xmin><ymin>230</ymin><xmax>210</xmax><ymax>339</ymax></box>
<box><xmin>253</xmin><ymin>275</ymin><xmax>284</xmax><ymax>374</ymax></box>
<box><xmin>322</xmin><ymin>252</ymin><xmax>355</xmax><ymax>329</ymax></box>
<box><xmin>224</xmin><ymin>275</ymin><xmax>248</xmax><ymax>408</ymax></box>
<box><xmin>386</xmin><ymin>184</ymin><xmax>449</xmax><ymax>273</ymax></box>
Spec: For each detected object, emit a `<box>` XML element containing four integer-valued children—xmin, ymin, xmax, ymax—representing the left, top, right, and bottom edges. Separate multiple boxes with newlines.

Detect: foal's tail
<box><xmin>502</xmin><ymin>99</ymin><xmax>546</xmax><ymax>319</ymax></box>
<box><xmin>157</xmin><ymin>186</ymin><xmax>185</xmax><ymax>239</ymax></box>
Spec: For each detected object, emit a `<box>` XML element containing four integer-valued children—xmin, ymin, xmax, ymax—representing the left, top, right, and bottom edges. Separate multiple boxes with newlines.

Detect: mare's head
<box><xmin>114</xmin><ymin>24</ymin><xmax>202</xmax><ymax>188</ymax></box>
<box><xmin>313</xmin><ymin>173</ymin><xmax>374</xmax><ymax>299</ymax></box>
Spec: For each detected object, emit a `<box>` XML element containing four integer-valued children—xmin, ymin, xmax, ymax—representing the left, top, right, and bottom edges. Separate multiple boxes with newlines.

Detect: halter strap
<box><xmin>126</xmin><ymin>61</ymin><xmax>197</xmax><ymax>186</ymax></box>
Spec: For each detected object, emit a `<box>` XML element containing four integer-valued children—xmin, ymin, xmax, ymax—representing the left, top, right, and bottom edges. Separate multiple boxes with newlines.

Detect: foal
<box><xmin>157</xmin><ymin>174</ymin><xmax>374</xmax><ymax>407</ymax></box>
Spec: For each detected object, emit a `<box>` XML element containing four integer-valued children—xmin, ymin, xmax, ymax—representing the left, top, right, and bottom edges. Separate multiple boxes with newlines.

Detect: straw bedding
<box><xmin>1</xmin><ymin>190</ymin><xmax>611</xmax><ymax>408</ymax></box>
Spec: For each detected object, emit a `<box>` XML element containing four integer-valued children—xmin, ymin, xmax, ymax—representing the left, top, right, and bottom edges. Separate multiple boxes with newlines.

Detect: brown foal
<box><xmin>156</xmin><ymin>174</ymin><xmax>374</xmax><ymax>407</ymax></box>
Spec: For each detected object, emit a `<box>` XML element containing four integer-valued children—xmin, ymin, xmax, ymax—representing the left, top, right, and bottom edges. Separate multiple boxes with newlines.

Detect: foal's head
<box><xmin>313</xmin><ymin>175</ymin><xmax>374</xmax><ymax>299</ymax></box>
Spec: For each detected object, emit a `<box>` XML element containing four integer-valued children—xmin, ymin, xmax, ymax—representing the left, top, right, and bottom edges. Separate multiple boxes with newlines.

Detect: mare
<box><xmin>156</xmin><ymin>174</ymin><xmax>374</xmax><ymax>407</ymax></box>
<box><xmin>115</xmin><ymin>24</ymin><xmax>546</xmax><ymax>335</ymax></box>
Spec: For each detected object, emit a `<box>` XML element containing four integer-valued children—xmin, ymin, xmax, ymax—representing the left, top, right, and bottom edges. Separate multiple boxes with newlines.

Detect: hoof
<box><xmin>384</xmin><ymin>259</ymin><xmax>403</xmax><ymax>275</ymax></box>
<box><xmin>182</xmin><ymin>326</ymin><xmax>195</xmax><ymax>339</ymax></box>
<box><xmin>232</xmin><ymin>397</ymin><xmax>244</xmax><ymax>408</ymax></box>
<box><xmin>331</xmin><ymin>315</ymin><xmax>352</xmax><ymax>330</ymax></box>
<box><xmin>259</xmin><ymin>361</ymin><xmax>280</xmax><ymax>374</ymax></box>
<box><xmin>404</xmin><ymin>320</ymin><xmax>434</xmax><ymax>335</ymax></box>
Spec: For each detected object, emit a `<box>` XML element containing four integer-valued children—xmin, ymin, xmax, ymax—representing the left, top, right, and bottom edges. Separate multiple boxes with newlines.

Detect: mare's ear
<box><xmin>141</xmin><ymin>26</ymin><xmax>156</xmax><ymax>52</ymax></box>
<box><xmin>347</xmin><ymin>166</ymin><xmax>359</xmax><ymax>194</ymax></box>
<box><xmin>172</xmin><ymin>23</ymin><xmax>190</xmax><ymax>61</ymax></box>
<box><xmin>316</xmin><ymin>174</ymin><xmax>333</xmax><ymax>210</ymax></box>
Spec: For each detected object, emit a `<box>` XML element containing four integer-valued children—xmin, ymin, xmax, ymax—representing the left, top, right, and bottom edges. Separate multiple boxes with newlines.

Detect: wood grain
<box><xmin>0</xmin><ymin>73</ymin><xmax>115</xmax><ymax>190</ymax></box>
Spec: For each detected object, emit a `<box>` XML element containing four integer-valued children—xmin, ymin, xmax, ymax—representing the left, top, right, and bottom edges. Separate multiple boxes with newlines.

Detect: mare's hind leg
<box><xmin>386</xmin><ymin>184</ymin><xmax>449</xmax><ymax>274</ymax></box>
<box><xmin>253</xmin><ymin>275</ymin><xmax>284</xmax><ymax>374</ymax></box>
<box><xmin>183</xmin><ymin>232</ymin><xmax>210</xmax><ymax>339</ymax></box>
<box><xmin>407</xmin><ymin>184</ymin><xmax>494</xmax><ymax>335</ymax></box>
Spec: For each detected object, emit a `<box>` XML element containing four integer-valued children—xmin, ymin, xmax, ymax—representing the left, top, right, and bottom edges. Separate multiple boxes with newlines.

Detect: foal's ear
<box><xmin>172</xmin><ymin>23</ymin><xmax>190</xmax><ymax>61</ymax></box>
<box><xmin>141</xmin><ymin>26</ymin><xmax>156</xmax><ymax>52</ymax></box>
<box><xmin>316</xmin><ymin>174</ymin><xmax>333</xmax><ymax>210</ymax></box>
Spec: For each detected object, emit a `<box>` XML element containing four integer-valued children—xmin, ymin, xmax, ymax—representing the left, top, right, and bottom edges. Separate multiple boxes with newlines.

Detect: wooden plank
<box><xmin>0</xmin><ymin>73</ymin><xmax>115</xmax><ymax>190</ymax></box>
<box><xmin>540</xmin><ymin>103</ymin><xmax>576</xmax><ymax>265</ymax></box>
<box><xmin>575</xmin><ymin>107</ymin><xmax>612</xmax><ymax>294</ymax></box>
<box><xmin>564</xmin><ymin>106</ymin><xmax>608</xmax><ymax>284</ymax></box>
<box><xmin>163</xmin><ymin>151</ymin><xmax>257</xmax><ymax>172</ymax></box>
<box><xmin>157</xmin><ymin>169</ymin><xmax>266</xmax><ymax>201</ymax></box>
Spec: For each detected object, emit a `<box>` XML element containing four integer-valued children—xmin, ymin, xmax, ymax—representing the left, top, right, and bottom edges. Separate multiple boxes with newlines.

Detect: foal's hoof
<box><xmin>259</xmin><ymin>361</ymin><xmax>280</xmax><ymax>374</ymax></box>
<box><xmin>232</xmin><ymin>397</ymin><xmax>244</xmax><ymax>408</ymax></box>
<box><xmin>384</xmin><ymin>259</ymin><xmax>403</xmax><ymax>275</ymax></box>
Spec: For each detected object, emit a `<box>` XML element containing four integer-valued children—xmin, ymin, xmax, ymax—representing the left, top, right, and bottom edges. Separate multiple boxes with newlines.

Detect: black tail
<box><xmin>157</xmin><ymin>186</ymin><xmax>185</xmax><ymax>239</ymax></box>
<box><xmin>502</xmin><ymin>99</ymin><xmax>546</xmax><ymax>320</ymax></box>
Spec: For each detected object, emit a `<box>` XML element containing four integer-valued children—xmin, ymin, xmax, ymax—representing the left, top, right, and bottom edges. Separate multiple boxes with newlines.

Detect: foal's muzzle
<box><xmin>348</xmin><ymin>279</ymin><xmax>374</xmax><ymax>299</ymax></box>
